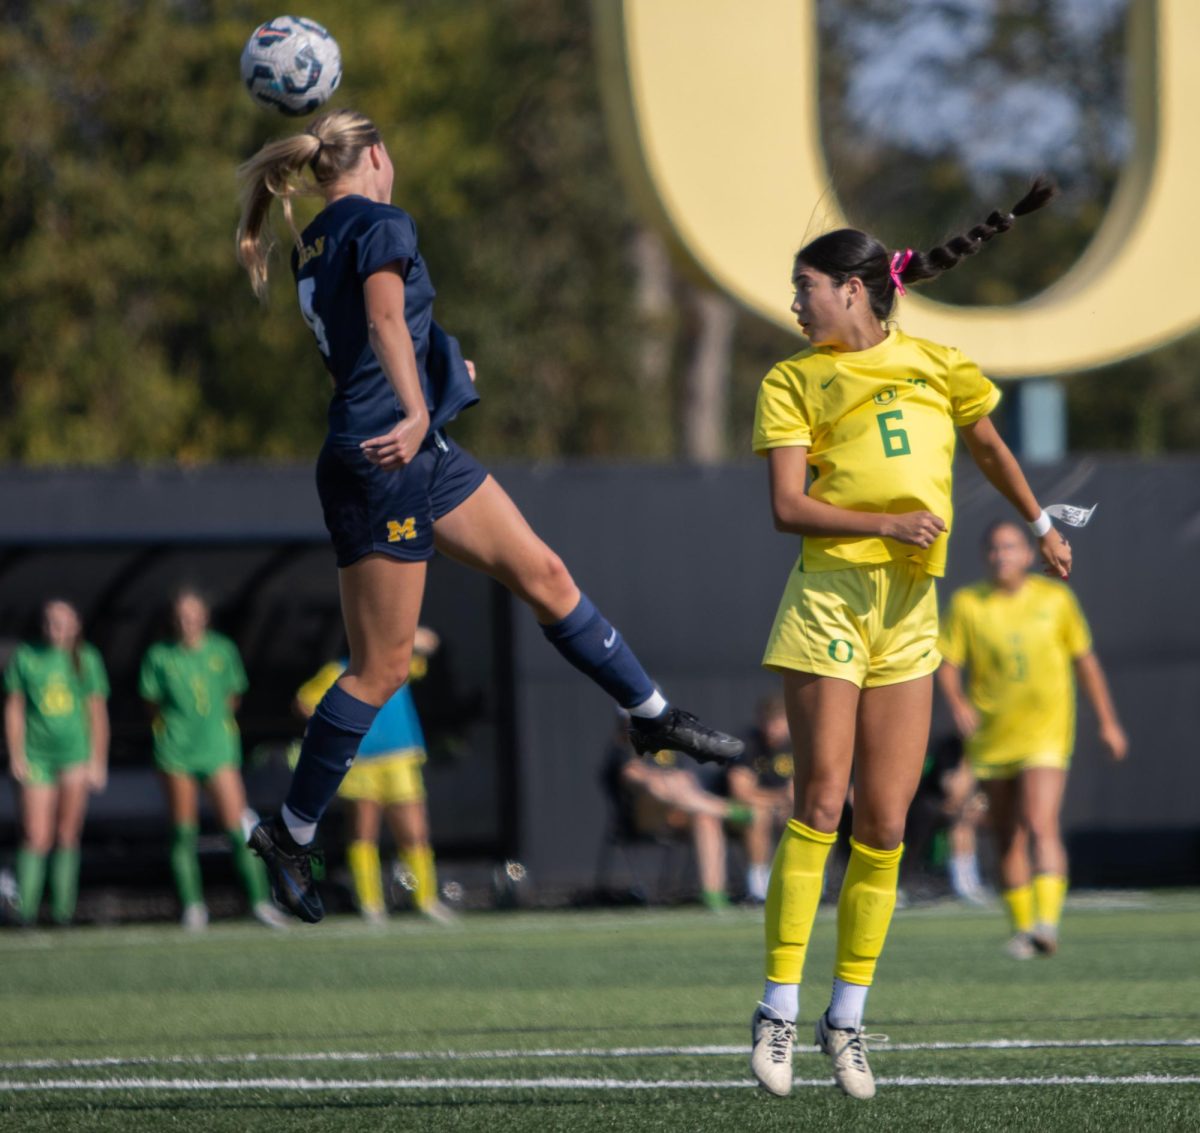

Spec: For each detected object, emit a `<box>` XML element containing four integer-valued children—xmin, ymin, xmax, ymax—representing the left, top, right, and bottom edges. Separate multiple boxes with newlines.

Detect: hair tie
<box><xmin>889</xmin><ymin>249</ymin><xmax>913</xmax><ymax>296</ymax></box>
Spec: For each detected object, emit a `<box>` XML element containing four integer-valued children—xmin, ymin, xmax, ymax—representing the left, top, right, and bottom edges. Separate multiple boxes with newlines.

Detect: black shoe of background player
<box><xmin>628</xmin><ymin>707</ymin><xmax>745</xmax><ymax>764</ymax></box>
<box><xmin>248</xmin><ymin>815</ymin><xmax>325</xmax><ymax>924</ymax></box>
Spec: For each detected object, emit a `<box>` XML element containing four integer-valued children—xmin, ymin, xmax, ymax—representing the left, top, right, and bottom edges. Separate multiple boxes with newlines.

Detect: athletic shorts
<box><xmin>154</xmin><ymin>749</ymin><xmax>240</xmax><ymax>781</ymax></box>
<box><xmin>316</xmin><ymin>430</ymin><xmax>489</xmax><ymax>568</ymax></box>
<box><xmin>969</xmin><ymin>750</ymin><xmax>1071</xmax><ymax>781</ymax></box>
<box><xmin>762</xmin><ymin>559</ymin><xmax>940</xmax><ymax>688</ymax></box>
<box><xmin>338</xmin><ymin>750</ymin><xmax>427</xmax><ymax>805</ymax></box>
<box><xmin>24</xmin><ymin>749</ymin><xmax>90</xmax><ymax>786</ymax></box>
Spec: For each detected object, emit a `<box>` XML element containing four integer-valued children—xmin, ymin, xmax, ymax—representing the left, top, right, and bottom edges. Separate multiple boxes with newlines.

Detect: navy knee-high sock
<box><xmin>285</xmin><ymin>684</ymin><xmax>380</xmax><ymax>826</ymax></box>
<box><xmin>540</xmin><ymin>593</ymin><xmax>657</xmax><ymax>709</ymax></box>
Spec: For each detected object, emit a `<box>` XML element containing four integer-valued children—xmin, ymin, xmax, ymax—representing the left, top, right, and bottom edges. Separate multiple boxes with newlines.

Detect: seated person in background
<box><xmin>603</xmin><ymin>719</ymin><xmax>752</xmax><ymax>912</ymax></box>
<box><xmin>295</xmin><ymin>626</ymin><xmax>453</xmax><ymax>925</ymax></box>
<box><xmin>900</xmin><ymin>733</ymin><xmax>989</xmax><ymax>904</ymax></box>
<box><xmin>727</xmin><ymin>694</ymin><xmax>794</xmax><ymax>904</ymax></box>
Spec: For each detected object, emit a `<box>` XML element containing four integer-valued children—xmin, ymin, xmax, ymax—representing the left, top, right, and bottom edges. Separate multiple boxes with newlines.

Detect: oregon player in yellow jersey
<box><xmin>938</xmin><ymin>521</ymin><xmax>1127</xmax><ymax>959</ymax></box>
<box><xmin>746</xmin><ymin>179</ymin><xmax>1076</xmax><ymax>1102</ymax></box>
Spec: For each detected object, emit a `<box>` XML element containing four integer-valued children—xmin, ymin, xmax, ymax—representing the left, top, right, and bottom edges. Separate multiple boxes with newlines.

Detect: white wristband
<box><xmin>1028</xmin><ymin>509</ymin><xmax>1053</xmax><ymax>537</ymax></box>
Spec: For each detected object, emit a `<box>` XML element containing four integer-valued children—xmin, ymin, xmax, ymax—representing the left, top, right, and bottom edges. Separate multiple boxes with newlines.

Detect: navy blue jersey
<box><xmin>291</xmin><ymin>195</ymin><xmax>479</xmax><ymax>441</ymax></box>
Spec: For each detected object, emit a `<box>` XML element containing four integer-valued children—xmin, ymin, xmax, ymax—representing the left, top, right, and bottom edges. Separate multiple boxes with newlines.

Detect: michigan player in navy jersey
<box><xmin>235</xmin><ymin>109</ymin><xmax>743</xmax><ymax>923</ymax></box>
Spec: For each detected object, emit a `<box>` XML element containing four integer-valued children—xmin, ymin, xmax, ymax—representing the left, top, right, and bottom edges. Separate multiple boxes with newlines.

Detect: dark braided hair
<box><xmin>795</xmin><ymin>177</ymin><xmax>1058</xmax><ymax>321</ymax></box>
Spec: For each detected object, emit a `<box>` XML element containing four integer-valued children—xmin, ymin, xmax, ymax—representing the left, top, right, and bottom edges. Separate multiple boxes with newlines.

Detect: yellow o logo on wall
<box><xmin>595</xmin><ymin>0</ymin><xmax>1200</xmax><ymax>377</ymax></box>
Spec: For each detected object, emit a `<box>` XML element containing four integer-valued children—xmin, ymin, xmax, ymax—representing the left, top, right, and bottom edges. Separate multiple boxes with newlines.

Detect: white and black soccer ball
<box><xmin>240</xmin><ymin>16</ymin><xmax>342</xmax><ymax>117</ymax></box>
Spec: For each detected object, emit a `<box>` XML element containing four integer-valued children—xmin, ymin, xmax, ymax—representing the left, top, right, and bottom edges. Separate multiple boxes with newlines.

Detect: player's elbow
<box><xmin>771</xmin><ymin>493</ymin><xmax>806</xmax><ymax>533</ymax></box>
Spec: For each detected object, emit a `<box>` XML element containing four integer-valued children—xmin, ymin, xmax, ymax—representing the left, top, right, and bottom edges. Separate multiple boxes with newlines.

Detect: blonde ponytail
<box><xmin>235</xmin><ymin>109</ymin><xmax>383</xmax><ymax>301</ymax></box>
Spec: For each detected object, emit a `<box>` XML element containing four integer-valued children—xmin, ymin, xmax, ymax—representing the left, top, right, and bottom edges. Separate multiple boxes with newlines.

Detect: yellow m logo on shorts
<box><xmin>387</xmin><ymin>518</ymin><xmax>417</xmax><ymax>543</ymax></box>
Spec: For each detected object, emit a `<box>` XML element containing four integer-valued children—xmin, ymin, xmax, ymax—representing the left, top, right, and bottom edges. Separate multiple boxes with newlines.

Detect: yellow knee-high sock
<box><xmin>1002</xmin><ymin>884</ymin><xmax>1035</xmax><ymax>934</ymax></box>
<box><xmin>834</xmin><ymin>837</ymin><xmax>903</xmax><ymax>986</ymax></box>
<box><xmin>347</xmin><ymin>840</ymin><xmax>384</xmax><ymax>915</ymax></box>
<box><xmin>401</xmin><ymin>845</ymin><xmax>438</xmax><ymax>910</ymax></box>
<box><xmin>764</xmin><ymin>820</ymin><xmax>837</xmax><ymax>984</ymax></box>
<box><xmin>1032</xmin><ymin>873</ymin><xmax>1067</xmax><ymax>931</ymax></box>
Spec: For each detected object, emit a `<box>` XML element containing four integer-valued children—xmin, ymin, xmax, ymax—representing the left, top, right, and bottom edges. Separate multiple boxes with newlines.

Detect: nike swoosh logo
<box><xmin>603</xmin><ymin>629</ymin><xmax>618</xmax><ymax>649</ymax></box>
<box><xmin>820</xmin><ymin>375</ymin><xmax>838</xmax><ymax>389</ymax></box>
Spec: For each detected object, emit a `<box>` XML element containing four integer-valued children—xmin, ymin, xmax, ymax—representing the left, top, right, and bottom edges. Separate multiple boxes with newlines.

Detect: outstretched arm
<box><xmin>957</xmin><ymin>416</ymin><xmax>1071</xmax><ymax>579</ymax></box>
<box><xmin>1074</xmin><ymin>652</ymin><xmax>1128</xmax><ymax>761</ymax></box>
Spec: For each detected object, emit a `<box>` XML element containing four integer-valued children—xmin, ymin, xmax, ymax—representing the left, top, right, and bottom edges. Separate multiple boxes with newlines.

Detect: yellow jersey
<box><xmin>752</xmin><ymin>328</ymin><xmax>1000</xmax><ymax>577</ymax></box>
<box><xmin>939</xmin><ymin>576</ymin><xmax>1093</xmax><ymax>762</ymax></box>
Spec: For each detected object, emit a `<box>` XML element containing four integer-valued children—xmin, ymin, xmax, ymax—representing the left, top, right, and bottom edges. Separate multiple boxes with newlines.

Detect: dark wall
<box><xmin>495</xmin><ymin>457</ymin><xmax>1200</xmax><ymax>889</ymax></box>
<box><xmin>0</xmin><ymin>457</ymin><xmax>1197</xmax><ymax>891</ymax></box>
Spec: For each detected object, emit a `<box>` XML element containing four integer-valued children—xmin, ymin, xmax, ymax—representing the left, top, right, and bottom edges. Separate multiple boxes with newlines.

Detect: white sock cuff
<box><xmin>761</xmin><ymin>979</ymin><xmax>799</xmax><ymax>1023</ymax></box>
<box><xmin>828</xmin><ymin>977</ymin><xmax>869</xmax><ymax>1030</ymax></box>
<box><xmin>281</xmin><ymin>805</ymin><xmax>318</xmax><ymax>846</ymax></box>
<box><xmin>628</xmin><ymin>690</ymin><xmax>668</xmax><ymax>719</ymax></box>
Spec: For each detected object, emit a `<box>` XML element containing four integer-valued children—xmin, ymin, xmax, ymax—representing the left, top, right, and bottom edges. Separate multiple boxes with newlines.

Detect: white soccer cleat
<box><xmin>252</xmin><ymin>900</ymin><xmax>291</xmax><ymax>930</ymax></box>
<box><xmin>180</xmin><ymin>903</ymin><xmax>209</xmax><ymax>932</ymax></box>
<box><xmin>814</xmin><ymin>1011</ymin><xmax>881</xmax><ymax>1100</ymax></box>
<box><xmin>1031</xmin><ymin>924</ymin><xmax>1059</xmax><ymax>956</ymax></box>
<box><xmin>750</xmin><ymin>1004</ymin><xmax>796</xmax><ymax>1096</ymax></box>
<box><xmin>419</xmin><ymin>900</ymin><xmax>460</xmax><ymax>927</ymax></box>
<box><xmin>1005</xmin><ymin>932</ymin><xmax>1036</xmax><ymax>960</ymax></box>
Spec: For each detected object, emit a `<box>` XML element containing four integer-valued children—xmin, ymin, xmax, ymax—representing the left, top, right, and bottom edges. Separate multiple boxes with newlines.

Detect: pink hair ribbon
<box><xmin>889</xmin><ymin>249</ymin><xmax>913</xmax><ymax>296</ymax></box>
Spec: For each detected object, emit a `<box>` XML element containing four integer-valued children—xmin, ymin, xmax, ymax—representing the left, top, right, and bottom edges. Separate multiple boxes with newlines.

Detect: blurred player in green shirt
<box><xmin>139</xmin><ymin>589</ymin><xmax>284</xmax><ymax>930</ymax></box>
<box><xmin>4</xmin><ymin>599</ymin><xmax>109</xmax><ymax>925</ymax></box>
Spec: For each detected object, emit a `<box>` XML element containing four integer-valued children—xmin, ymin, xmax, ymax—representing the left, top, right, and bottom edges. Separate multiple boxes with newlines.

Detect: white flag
<box><xmin>1045</xmin><ymin>503</ymin><xmax>1098</xmax><ymax>528</ymax></box>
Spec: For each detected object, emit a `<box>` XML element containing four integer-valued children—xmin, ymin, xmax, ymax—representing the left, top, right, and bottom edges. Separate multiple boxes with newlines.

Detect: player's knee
<box><xmin>798</xmin><ymin>790</ymin><xmax>843</xmax><ymax>835</ymax></box>
<box><xmin>23</xmin><ymin>833</ymin><xmax>53</xmax><ymax>855</ymax></box>
<box><xmin>361</xmin><ymin>647</ymin><xmax>414</xmax><ymax>700</ymax></box>
<box><xmin>524</xmin><ymin>549</ymin><xmax>574</xmax><ymax>608</ymax></box>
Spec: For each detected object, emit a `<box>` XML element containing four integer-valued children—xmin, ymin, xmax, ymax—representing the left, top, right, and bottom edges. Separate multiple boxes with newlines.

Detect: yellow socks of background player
<box><xmin>764</xmin><ymin>820</ymin><xmax>837</xmax><ymax>986</ymax></box>
<box><xmin>347</xmin><ymin>840</ymin><xmax>385</xmax><ymax>917</ymax></box>
<box><xmin>834</xmin><ymin>837</ymin><xmax>903</xmax><ymax>988</ymax></box>
<box><xmin>400</xmin><ymin>845</ymin><xmax>438</xmax><ymax>911</ymax></box>
<box><xmin>1002</xmin><ymin>884</ymin><xmax>1036</xmax><ymax>935</ymax></box>
<box><xmin>1033</xmin><ymin>873</ymin><xmax>1067</xmax><ymax>933</ymax></box>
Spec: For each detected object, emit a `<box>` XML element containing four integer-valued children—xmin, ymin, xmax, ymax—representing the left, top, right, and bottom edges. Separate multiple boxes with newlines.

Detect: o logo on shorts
<box><xmin>827</xmin><ymin>639</ymin><xmax>854</xmax><ymax>663</ymax></box>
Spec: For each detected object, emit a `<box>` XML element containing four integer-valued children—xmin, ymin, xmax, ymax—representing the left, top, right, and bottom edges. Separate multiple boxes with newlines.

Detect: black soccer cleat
<box><xmin>248</xmin><ymin>815</ymin><xmax>325</xmax><ymax>924</ymax></box>
<box><xmin>628</xmin><ymin>707</ymin><xmax>745</xmax><ymax>765</ymax></box>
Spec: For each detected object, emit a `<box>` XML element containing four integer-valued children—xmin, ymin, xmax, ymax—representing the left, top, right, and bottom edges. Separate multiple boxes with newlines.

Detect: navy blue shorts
<box><xmin>315</xmin><ymin>430</ymin><xmax>489</xmax><ymax>567</ymax></box>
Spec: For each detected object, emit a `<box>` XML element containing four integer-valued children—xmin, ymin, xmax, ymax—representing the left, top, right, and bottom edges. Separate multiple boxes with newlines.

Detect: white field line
<box><xmin>1</xmin><ymin>1037</ymin><xmax>1198</xmax><ymax>1072</ymax></box>
<box><xmin>3</xmin><ymin>1074</ymin><xmax>1200</xmax><ymax>1092</ymax></box>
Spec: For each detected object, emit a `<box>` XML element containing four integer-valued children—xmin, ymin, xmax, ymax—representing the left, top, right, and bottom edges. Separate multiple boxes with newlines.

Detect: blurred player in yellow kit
<box><xmin>938</xmin><ymin>521</ymin><xmax>1127</xmax><ymax>958</ymax></box>
<box><xmin>295</xmin><ymin>626</ymin><xmax>453</xmax><ymax>924</ymax></box>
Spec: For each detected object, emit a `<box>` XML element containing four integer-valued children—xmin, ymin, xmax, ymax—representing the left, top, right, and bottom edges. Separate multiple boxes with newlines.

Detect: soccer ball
<box><xmin>240</xmin><ymin>16</ymin><xmax>342</xmax><ymax>117</ymax></box>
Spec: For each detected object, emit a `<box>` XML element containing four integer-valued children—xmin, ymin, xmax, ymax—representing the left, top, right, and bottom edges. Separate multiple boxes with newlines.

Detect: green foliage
<box><xmin>0</xmin><ymin>0</ymin><xmax>645</xmax><ymax>463</ymax></box>
<box><xmin>0</xmin><ymin>1</ymin><xmax>1194</xmax><ymax>463</ymax></box>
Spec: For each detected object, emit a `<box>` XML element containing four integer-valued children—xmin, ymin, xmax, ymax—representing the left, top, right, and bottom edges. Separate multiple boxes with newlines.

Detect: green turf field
<box><xmin>2</xmin><ymin>892</ymin><xmax>1198</xmax><ymax>1131</ymax></box>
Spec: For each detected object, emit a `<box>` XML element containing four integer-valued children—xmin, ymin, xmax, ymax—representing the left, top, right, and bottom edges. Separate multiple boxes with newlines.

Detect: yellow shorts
<box><xmin>338</xmin><ymin>750</ymin><xmax>427</xmax><ymax>805</ymax></box>
<box><xmin>970</xmin><ymin>750</ymin><xmax>1071</xmax><ymax>781</ymax></box>
<box><xmin>762</xmin><ymin>559</ymin><xmax>940</xmax><ymax>688</ymax></box>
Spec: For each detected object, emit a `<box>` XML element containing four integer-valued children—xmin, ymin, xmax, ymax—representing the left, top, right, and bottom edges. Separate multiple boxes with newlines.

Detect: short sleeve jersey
<box><xmin>938</xmin><ymin>576</ymin><xmax>1093</xmax><ymax>761</ymax></box>
<box><xmin>294</xmin><ymin>657</ymin><xmax>427</xmax><ymax>761</ymax></box>
<box><xmin>292</xmin><ymin>196</ymin><xmax>479</xmax><ymax>442</ymax></box>
<box><xmin>4</xmin><ymin>642</ymin><xmax>108</xmax><ymax>761</ymax></box>
<box><xmin>139</xmin><ymin>633</ymin><xmax>248</xmax><ymax>765</ymax></box>
<box><xmin>753</xmin><ymin>328</ymin><xmax>1000</xmax><ymax>577</ymax></box>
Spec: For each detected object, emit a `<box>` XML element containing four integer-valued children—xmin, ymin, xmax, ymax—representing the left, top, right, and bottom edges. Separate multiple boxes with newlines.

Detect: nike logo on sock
<box><xmin>603</xmin><ymin>629</ymin><xmax>618</xmax><ymax>649</ymax></box>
